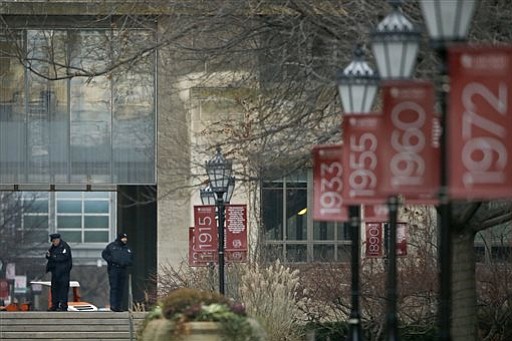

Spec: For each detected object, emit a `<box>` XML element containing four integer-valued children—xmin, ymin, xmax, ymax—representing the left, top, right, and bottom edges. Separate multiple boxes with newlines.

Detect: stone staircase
<box><xmin>0</xmin><ymin>311</ymin><xmax>147</xmax><ymax>341</ymax></box>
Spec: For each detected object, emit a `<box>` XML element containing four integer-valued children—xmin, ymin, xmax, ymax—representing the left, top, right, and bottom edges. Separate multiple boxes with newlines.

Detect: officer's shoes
<box><xmin>58</xmin><ymin>306</ymin><xmax>68</xmax><ymax>311</ymax></box>
<box><xmin>47</xmin><ymin>306</ymin><xmax>58</xmax><ymax>311</ymax></box>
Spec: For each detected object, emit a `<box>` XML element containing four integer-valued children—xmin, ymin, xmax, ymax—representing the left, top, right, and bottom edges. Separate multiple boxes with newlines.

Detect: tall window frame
<box><xmin>261</xmin><ymin>169</ymin><xmax>352</xmax><ymax>263</ymax></box>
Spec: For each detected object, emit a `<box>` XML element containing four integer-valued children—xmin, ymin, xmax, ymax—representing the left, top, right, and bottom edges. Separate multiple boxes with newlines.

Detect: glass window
<box><xmin>57</xmin><ymin>200</ymin><xmax>82</xmax><ymax>213</ymax></box>
<box><xmin>84</xmin><ymin>200</ymin><xmax>109</xmax><ymax>214</ymax></box>
<box><xmin>55</xmin><ymin>191</ymin><xmax>113</xmax><ymax>243</ymax></box>
<box><xmin>0</xmin><ymin>27</ymin><xmax>156</xmax><ymax>186</ymax></box>
<box><xmin>84</xmin><ymin>216</ymin><xmax>109</xmax><ymax>229</ymax></box>
<box><xmin>262</xmin><ymin>188</ymin><xmax>283</xmax><ymax>240</ymax></box>
<box><xmin>57</xmin><ymin>216</ymin><xmax>82</xmax><ymax>229</ymax></box>
<box><xmin>262</xmin><ymin>170</ymin><xmax>351</xmax><ymax>263</ymax></box>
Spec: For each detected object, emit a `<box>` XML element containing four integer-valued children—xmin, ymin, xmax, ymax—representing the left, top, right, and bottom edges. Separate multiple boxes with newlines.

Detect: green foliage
<box><xmin>140</xmin><ymin>287</ymin><xmax>263</xmax><ymax>341</ymax></box>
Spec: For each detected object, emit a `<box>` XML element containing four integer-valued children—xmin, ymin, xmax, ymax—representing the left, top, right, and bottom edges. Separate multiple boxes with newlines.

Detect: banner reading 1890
<box><xmin>449</xmin><ymin>45</ymin><xmax>512</xmax><ymax>199</ymax></box>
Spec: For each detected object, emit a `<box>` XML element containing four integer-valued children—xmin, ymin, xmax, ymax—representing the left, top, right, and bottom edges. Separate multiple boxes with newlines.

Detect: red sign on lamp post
<box><xmin>193</xmin><ymin>205</ymin><xmax>218</xmax><ymax>252</ymax></box>
<box><xmin>379</xmin><ymin>81</ymin><xmax>440</xmax><ymax>203</ymax></box>
<box><xmin>448</xmin><ymin>45</ymin><xmax>512</xmax><ymax>199</ymax></box>
<box><xmin>342</xmin><ymin>114</ymin><xmax>387</xmax><ymax>205</ymax></box>
<box><xmin>312</xmin><ymin>144</ymin><xmax>348</xmax><ymax>221</ymax></box>
<box><xmin>225</xmin><ymin>204</ymin><xmax>248</xmax><ymax>252</ymax></box>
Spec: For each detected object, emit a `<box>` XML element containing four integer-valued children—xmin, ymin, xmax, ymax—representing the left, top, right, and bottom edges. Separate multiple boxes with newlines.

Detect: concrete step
<box><xmin>0</xmin><ymin>311</ymin><xmax>147</xmax><ymax>340</ymax></box>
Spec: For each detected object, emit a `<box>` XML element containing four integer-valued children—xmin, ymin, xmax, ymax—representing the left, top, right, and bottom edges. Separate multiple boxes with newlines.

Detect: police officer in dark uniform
<box><xmin>102</xmin><ymin>232</ymin><xmax>133</xmax><ymax>312</ymax></box>
<box><xmin>45</xmin><ymin>233</ymin><xmax>73</xmax><ymax>311</ymax></box>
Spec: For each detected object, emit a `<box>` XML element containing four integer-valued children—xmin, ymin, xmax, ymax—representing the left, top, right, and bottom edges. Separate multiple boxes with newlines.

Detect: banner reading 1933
<box><xmin>449</xmin><ymin>45</ymin><xmax>512</xmax><ymax>199</ymax></box>
<box><xmin>312</xmin><ymin>144</ymin><xmax>348</xmax><ymax>221</ymax></box>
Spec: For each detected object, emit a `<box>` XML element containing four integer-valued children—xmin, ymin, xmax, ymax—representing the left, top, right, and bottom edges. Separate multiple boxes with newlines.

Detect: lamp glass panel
<box><xmin>421</xmin><ymin>1</ymin><xmax>476</xmax><ymax>40</ymax></box>
<box><xmin>402</xmin><ymin>41</ymin><xmax>420</xmax><ymax>78</ymax></box>
<box><xmin>372</xmin><ymin>41</ymin><xmax>390</xmax><ymax>79</ymax></box>
<box><xmin>363</xmin><ymin>84</ymin><xmax>378</xmax><ymax>113</ymax></box>
<box><xmin>338</xmin><ymin>84</ymin><xmax>353</xmax><ymax>113</ymax></box>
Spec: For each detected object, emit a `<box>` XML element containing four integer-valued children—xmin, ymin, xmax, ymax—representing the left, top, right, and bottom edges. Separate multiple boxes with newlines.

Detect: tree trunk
<box><xmin>451</xmin><ymin>228</ymin><xmax>477</xmax><ymax>341</ymax></box>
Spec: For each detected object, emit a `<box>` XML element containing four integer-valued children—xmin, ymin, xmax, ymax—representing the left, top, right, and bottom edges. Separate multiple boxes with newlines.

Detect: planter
<box><xmin>141</xmin><ymin>319</ymin><xmax>224</xmax><ymax>341</ymax></box>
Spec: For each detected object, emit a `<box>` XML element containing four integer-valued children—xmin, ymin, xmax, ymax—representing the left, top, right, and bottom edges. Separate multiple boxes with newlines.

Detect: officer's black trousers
<box><xmin>108</xmin><ymin>266</ymin><xmax>127</xmax><ymax>311</ymax></box>
<box><xmin>51</xmin><ymin>271</ymin><xmax>70</xmax><ymax>309</ymax></box>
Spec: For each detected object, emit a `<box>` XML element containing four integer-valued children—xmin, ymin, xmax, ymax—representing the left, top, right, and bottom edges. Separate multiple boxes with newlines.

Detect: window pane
<box><xmin>286</xmin><ymin>244</ymin><xmax>307</xmax><ymax>262</ymax></box>
<box><xmin>25</xmin><ymin>200</ymin><xmax>49</xmax><ymax>214</ymax></box>
<box><xmin>57</xmin><ymin>216</ymin><xmax>82</xmax><ymax>229</ymax></box>
<box><xmin>84</xmin><ymin>191</ymin><xmax>109</xmax><ymax>199</ymax></box>
<box><xmin>263</xmin><ymin>244</ymin><xmax>283</xmax><ymax>263</ymax></box>
<box><xmin>262</xmin><ymin>188</ymin><xmax>283</xmax><ymax>240</ymax></box>
<box><xmin>313</xmin><ymin>245</ymin><xmax>335</xmax><ymax>262</ymax></box>
<box><xmin>24</xmin><ymin>215</ymin><xmax>49</xmax><ymax>229</ymax></box>
<box><xmin>57</xmin><ymin>192</ymin><xmax>82</xmax><ymax>199</ymax></box>
<box><xmin>24</xmin><ymin>230</ymin><xmax>49</xmax><ymax>244</ymax></box>
<box><xmin>59</xmin><ymin>231</ymin><xmax>81</xmax><ymax>243</ymax></box>
<box><xmin>85</xmin><ymin>231</ymin><xmax>109</xmax><ymax>243</ymax></box>
<box><xmin>337</xmin><ymin>223</ymin><xmax>351</xmax><ymax>241</ymax></box>
<box><xmin>286</xmin><ymin>188</ymin><xmax>307</xmax><ymax>241</ymax></box>
<box><xmin>337</xmin><ymin>245</ymin><xmax>351</xmax><ymax>262</ymax></box>
<box><xmin>84</xmin><ymin>216</ymin><xmax>109</xmax><ymax>229</ymax></box>
<box><xmin>84</xmin><ymin>200</ymin><xmax>109</xmax><ymax>213</ymax></box>
<box><xmin>57</xmin><ymin>200</ymin><xmax>82</xmax><ymax>213</ymax></box>
<box><xmin>314</xmin><ymin>221</ymin><xmax>335</xmax><ymax>240</ymax></box>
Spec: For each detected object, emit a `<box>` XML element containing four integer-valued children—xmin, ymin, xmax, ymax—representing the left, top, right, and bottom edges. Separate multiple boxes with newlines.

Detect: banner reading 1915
<box><xmin>449</xmin><ymin>45</ymin><xmax>512</xmax><ymax>199</ymax></box>
<box><xmin>193</xmin><ymin>205</ymin><xmax>218</xmax><ymax>252</ymax></box>
<box><xmin>312</xmin><ymin>144</ymin><xmax>348</xmax><ymax>221</ymax></box>
<box><xmin>380</xmin><ymin>80</ymin><xmax>439</xmax><ymax>203</ymax></box>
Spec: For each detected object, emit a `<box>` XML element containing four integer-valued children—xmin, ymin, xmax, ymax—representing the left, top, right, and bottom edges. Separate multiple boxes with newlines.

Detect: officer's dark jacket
<box><xmin>45</xmin><ymin>240</ymin><xmax>73</xmax><ymax>276</ymax></box>
<box><xmin>102</xmin><ymin>239</ymin><xmax>133</xmax><ymax>269</ymax></box>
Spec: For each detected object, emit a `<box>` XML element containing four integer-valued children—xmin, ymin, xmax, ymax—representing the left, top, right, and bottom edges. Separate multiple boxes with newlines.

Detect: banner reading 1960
<box><xmin>380</xmin><ymin>80</ymin><xmax>439</xmax><ymax>203</ymax></box>
<box><xmin>449</xmin><ymin>45</ymin><xmax>512</xmax><ymax>199</ymax></box>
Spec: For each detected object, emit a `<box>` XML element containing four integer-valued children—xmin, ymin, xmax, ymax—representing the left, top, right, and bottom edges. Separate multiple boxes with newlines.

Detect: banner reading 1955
<box><xmin>449</xmin><ymin>45</ymin><xmax>512</xmax><ymax>199</ymax></box>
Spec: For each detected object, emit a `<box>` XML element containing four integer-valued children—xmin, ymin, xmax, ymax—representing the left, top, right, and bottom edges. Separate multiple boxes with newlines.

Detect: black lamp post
<box><xmin>205</xmin><ymin>146</ymin><xmax>234</xmax><ymax>295</ymax></box>
<box><xmin>419</xmin><ymin>1</ymin><xmax>477</xmax><ymax>340</ymax></box>
<box><xmin>336</xmin><ymin>45</ymin><xmax>379</xmax><ymax>341</ymax></box>
<box><xmin>371</xmin><ymin>1</ymin><xmax>420</xmax><ymax>340</ymax></box>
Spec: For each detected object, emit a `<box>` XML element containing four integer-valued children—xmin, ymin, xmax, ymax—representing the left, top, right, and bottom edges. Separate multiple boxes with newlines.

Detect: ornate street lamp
<box><xmin>205</xmin><ymin>146</ymin><xmax>234</xmax><ymax>295</ymax></box>
<box><xmin>371</xmin><ymin>0</ymin><xmax>421</xmax><ymax>80</ymax></box>
<box><xmin>200</xmin><ymin>177</ymin><xmax>235</xmax><ymax>205</ymax></box>
<box><xmin>419</xmin><ymin>2</ymin><xmax>477</xmax><ymax>340</ymax></box>
<box><xmin>337</xmin><ymin>45</ymin><xmax>378</xmax><ymax>341</ymax></box>
<box><xmin>371</xmin><ymin>1</ymin><xmax>421</xmax><ymax>340</ymax></box>
<box><xmin>337</xmin><ymin>45</ymin><xmax>379</xmax><ymax>115</ymax></box>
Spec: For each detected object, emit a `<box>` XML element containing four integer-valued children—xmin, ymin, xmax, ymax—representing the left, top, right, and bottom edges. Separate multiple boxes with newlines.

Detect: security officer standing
<box><xmin>102</xmin><ymin>233</ymin><xmax>133</xmax><ymax>312</ymax></box>
<box><xmin>45</xmin><ymin>233</ymin><xmax>73</xmax><ymax>311</ymax></box>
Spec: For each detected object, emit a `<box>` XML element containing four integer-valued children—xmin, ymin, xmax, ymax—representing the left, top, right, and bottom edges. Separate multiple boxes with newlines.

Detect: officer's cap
<box><xmin>49</xmin><ymin>233</ymin><xmax>61</xmax><ymax>241</ymax></box>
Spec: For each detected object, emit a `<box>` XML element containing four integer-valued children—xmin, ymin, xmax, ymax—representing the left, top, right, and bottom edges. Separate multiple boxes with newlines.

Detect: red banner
<box><xmin>225</xmin><ymin>204</ymin><xmax>248</xmax><ymax>251</ymax></box>
<box><xmin>312</xmin><ymin>144</ymin><xmax>348</xmax><ymax>221</ymax></box>
<box><xmin>342</xmin><ymin>114</ymin><xmax>387</xmax><ymax>204</ymax></box>
<box><xmin>189</xmin><ymin>227</ymin><xmax>217</xmax><ymax>267</ymax></box>
<box><xmin>449</xmin><ymin>45</ymin><xmax>512</xmax><ymax>199</ymax></box>
<box><xmin>193</xmin><ymin>205</ymin><xmax>218</xmax><ymax>252</ymax></box>
<box><xmin>365</xmin><ymin>222</ymin><xmax>383</xmax><ymax>257</ymax></box>
<box><xmin>363</xmin><ymin>204</ymin><xmax>389</xmax><ymax>222</ymax></box>
<box><xmin>379</xmin><ymin>81</ymin><xmax>439</xmax><ymax>203</ymax></box>
<box><xmin>226</xmin><ymin>251</ymin><xmax>248</xmax><ymax>263</ymax></box>
<box><xmin>396</xmin><ymin>222</ymin><xmax>408</xmax><ymax>256</ymax></box>
<box><xmin>0</xmin><ymin>279</ymin><xmax>9</xmax><ymax>299</ymax></box>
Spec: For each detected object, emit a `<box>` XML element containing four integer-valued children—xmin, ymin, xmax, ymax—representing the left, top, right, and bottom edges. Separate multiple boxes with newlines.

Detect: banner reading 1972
<box><xmin>312</xmin><ymin>144</ymin><xmax>348</xmax><ymax>221</ymax></box>
<box><xmin>449</xmin><ymin>45</ymin><xmax>512</xmax><ymax>199</ymax></box>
